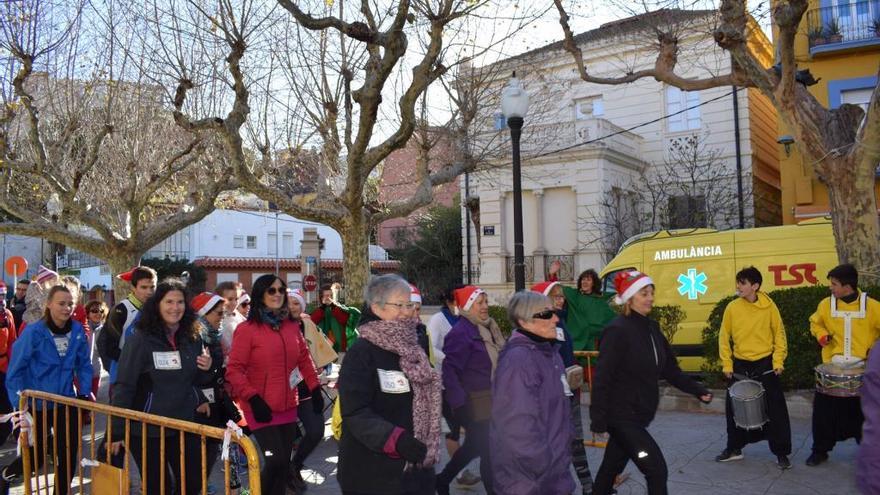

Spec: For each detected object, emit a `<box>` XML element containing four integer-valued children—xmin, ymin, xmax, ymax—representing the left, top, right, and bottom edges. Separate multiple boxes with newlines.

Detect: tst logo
<box><xmin>768</xmin><ymin>264</ymin><xmax>819</xmax><ymax>287</ymax></box>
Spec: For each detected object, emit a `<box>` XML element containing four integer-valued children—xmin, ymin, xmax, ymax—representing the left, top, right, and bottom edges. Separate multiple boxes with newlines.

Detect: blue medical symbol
<box><xmin>677</xmin><ymin>268</ymin><xmax>708</xmax><ymax>300</ymax></box>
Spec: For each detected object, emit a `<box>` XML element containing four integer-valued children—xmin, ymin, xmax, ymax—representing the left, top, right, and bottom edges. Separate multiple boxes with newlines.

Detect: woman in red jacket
<box><xmin>226</xmin><ymin>274</ymin><xmax>322</xmax><ymax>495</ymax></box>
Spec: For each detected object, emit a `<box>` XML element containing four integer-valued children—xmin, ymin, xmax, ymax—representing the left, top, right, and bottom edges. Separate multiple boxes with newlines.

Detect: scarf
<box><xmin>260</xmin><ymin>308</ymin><xmax>287</xmax><ymax>330</ymax></box>
<box><xmin>462</xmin><ymin>313</ymin><xmax>505</xmax><ymax>375</ymax></box>
<box><xmin>358</xmin><ymin>318</ymin><xmax>442</xmax><ymax>467</ymax></box>
<box><xmin>198</xmin><ymin>317</ymin><xmax>221</xmax><ymax>345</ymax></box>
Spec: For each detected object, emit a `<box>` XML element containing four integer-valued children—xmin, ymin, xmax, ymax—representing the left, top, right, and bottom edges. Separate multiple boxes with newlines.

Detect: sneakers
<box><xmin>776</xmin><ymin>455</ymin><xmax>792</xmax><ymax>470</ymax></box>
<box><xmin>806</xmin><ymin>451</ymin><xmax>828</xmax><ymax>466</ymax></box>
<box><xmin>454</xmin><ymin>469</ymin><xmax>481</xmax><ymax>487</ymax></box>
<box><xmin>715</xmin><ymin>449</ymin><xmax>744</xmax><ymax>462</ymax></box>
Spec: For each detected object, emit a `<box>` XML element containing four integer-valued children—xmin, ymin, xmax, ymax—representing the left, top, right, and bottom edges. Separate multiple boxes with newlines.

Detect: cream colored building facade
<box><xmin>463</xmin><ymin>10</ymin><xmax>780</xmax><ymax>301</ymax></box>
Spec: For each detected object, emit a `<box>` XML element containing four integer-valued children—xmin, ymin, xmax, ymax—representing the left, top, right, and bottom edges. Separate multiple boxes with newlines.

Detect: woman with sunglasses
<box><xmin>226</xmin><ymin>275</ymin><xmax>321</xmax><ymax>495</ymax></box>
<box><xmin>489</xmin><ymin>291</ymin><xmax>575</xmax><ymax>494</ymax></box>
<box><xmin>85</xmin><ymin>300</ymin><xmax>107</xmax><ymax>396</ymax></box>
<box><xmin>590</xmin><ymin>271</ymin><xmax>712</xmax><ymax>495</ymax></box>
<box><xmin>336</xmin><ymin>274</ymin><xmax>441</xmax><ymax>495</ymax></box>
<box><xmin>436</xmin><ymin>286</ymin><xmax>505</xmax><ymax>495</ymax></box>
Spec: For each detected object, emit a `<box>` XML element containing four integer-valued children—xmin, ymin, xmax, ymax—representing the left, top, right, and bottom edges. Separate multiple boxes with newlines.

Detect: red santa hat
<box><xmin>409</xmin><ymin>284</ymin><xmax>422</xmax><ymax>304</ymax></box>
<box><xmin>116</xmin><ymin>267</ymin><xmax>138</xmax><ymax>282</ymax></box>
<box><xmin>530</xmin><ymin>281</ymin><xmax>559</xmax><ymax>296</ymax></box>
<box><xmin>191</xmin><ymin>292</ymin><xmax>224</xmax><ymax>317</ymax></box>
<box><xmin>613</xmin><ymin>270</ymin><xmax>654</xmax><ymax>305</ymax></box>
<box><xmin>454</xmin><ymin>285</ymin><xmax>485</xmax><ymax>312</ymax></box>
<box><xmin>36</xmin><ymin>265</ymin><xmax>59</xmax><ymax>284</ymax></box>
<box><xmin>287</xmin><ymin>288</ymin><xmax>306</xmax><ymax>309</ymax></box>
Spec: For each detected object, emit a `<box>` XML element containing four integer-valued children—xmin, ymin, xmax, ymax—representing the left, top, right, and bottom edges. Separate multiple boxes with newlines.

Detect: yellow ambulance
<box><xmin>599</xmin><ymin>217</ymin><xmax>838</xmax><ymax>372</ymax></box>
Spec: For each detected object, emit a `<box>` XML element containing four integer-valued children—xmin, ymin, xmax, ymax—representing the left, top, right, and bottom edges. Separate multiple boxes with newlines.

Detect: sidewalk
<box><xmin>295</xmin><ymin>406</ymin><xmax>861</xmax><ymax>495</ymax></box>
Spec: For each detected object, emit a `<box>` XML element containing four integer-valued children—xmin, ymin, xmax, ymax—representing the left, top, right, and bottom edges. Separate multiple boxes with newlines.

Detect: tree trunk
<box><xmin>340</xmin><ymin>215</ymin><xmax>371</xmax><ymax>308</ymax></box>
<box><xmin>825</xmin><ymin>158</ymin><xmax>880</xmax><ymax>285</ymax></box>
<box><xmin>107</xmin><ymin>252</ymin><xmax>145</xmax><ymax>303</ymax></box>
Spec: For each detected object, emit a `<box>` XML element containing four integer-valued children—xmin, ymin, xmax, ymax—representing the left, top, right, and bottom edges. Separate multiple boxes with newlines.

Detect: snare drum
<box><xmin>729</xmin><ymin>379</ymin><xmax>768</xmax><ymax>430</ymax></box>
<box><xmin>815</xmin><ymin>362</ymin><xmax>865</xmax><ymax>397</ymax></box>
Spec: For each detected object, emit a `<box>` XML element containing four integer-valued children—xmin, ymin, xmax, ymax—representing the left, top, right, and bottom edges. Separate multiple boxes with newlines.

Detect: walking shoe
<box><xmin>806</xmin><ymin>451</ymin><xmax>828</xmax><ymax>466</ymax></box>
<box><xmin>287</xmin><ymin>466</ymin><xmax>307</xmax><ymax>492</ymax></box>
<box><xmin>776</xmin><ymin>455</ymin><xmax>792</xmax><ymax>470</ymax></box>
<box><xmin>454</xmin><ymin>469</ymin><xmax>481</xmax><ymax>486</ymax></box>
<box><xmin>715</xmin><ymin>449</ymin><xmax>744</xmax><ymax>462</ymax></box>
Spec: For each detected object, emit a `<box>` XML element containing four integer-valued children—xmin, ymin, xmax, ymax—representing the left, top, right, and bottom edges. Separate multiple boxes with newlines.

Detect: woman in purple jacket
<box><xmin>858</xmin><ymin>341</ymin><xmax>880</xmax><ymax>494</ymax></box>
<box><xmin>436</xmin><ymin>286</ymin><xmax>505</xmax><ymax>495</ymax></box>
<box><xmin>490</xmin><ymin>291</ymin><xmax>575</xmax><ymax>495</ymax></box>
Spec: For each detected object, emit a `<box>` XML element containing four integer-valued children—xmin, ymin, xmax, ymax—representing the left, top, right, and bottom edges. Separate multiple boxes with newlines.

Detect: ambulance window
<box><xmin>603</xmin><ymin>268</ymin><xmax>635</xmax><ymax>294</ymax></box>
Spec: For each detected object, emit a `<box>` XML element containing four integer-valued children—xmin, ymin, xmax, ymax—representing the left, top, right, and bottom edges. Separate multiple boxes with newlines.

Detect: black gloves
<box><xmin>310</xmin><ymin>388</ymin><xmax>324</xmax><ymax>415</ymax></box>
<box><xmin>248</xmin><ymin>395</ymin><xmax>273</xmax><ymax>423</ymax></box>
<box><xmin>395</xmin><ymin>431</ymin><xmax>427</xmax><ymax>464</ymax></box>
<box><xmin>222</xmin><ymin>396</ymin><xmax>242</xmax><ymax>423</ymax></box>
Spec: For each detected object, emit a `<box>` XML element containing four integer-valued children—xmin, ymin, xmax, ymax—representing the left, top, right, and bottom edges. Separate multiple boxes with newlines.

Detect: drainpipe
<box><xmin>465</xmin><ymin>172</ymin><xmax>472</xmax><ymax>284</ymax></box>
<box><xmin>732</xmin><ymin>86</ymin><xmax>745</xmax><ymax>229</ymax></box>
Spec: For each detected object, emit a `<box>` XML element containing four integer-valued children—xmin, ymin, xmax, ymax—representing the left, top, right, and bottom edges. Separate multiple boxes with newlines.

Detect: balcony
<box><xmin>806</xmin><ymin>2</ymin><xmax>880</xmax><ymax>55</ymax></box>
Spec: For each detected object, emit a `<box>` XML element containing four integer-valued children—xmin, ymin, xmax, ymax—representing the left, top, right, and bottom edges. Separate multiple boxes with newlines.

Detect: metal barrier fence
<box><xmin>17</xmin><ymin>390</ymin><xmax>262</xmax><ymax>495</ymax></box>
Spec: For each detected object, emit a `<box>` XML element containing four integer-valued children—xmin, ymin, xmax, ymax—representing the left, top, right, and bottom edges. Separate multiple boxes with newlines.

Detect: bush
<box><xmin>488</xmin><ymin>305</ymin><xmax>513</xmax><ymax>338</ymax></box>
<box><xmin>701</xmin><ymin>286</ymin><xmax>880</xmax><ymax>390</ymax></box>
<box><xmin>650</xmin><ymin>305</ymin><xmax>686</xmax><ymax>344</ymax></box>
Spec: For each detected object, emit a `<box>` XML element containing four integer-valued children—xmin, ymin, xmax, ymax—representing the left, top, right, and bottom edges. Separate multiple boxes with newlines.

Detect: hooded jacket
<box><xmin>719</xmin><ymin>292</ymin><xmax>787</xmax><ymax>373</ymax></box>
<box><xmin>590</xmin><ymin>312</ymin><xmax>708</xmax><ymax>433</ymax></box>
<box><xmin>858</xmin><ymin>344</ymin><xmax>880</xmax><ymax>494</ymax></box>
<box><xmin>442</xmin><ymin>316</ymin><xmax>503</xmax><ymax>410</ymax></box>
<box><xmin>6</xmin><ymin>319</ymin><xmax>92</xmax><ymax>408</ymax></box>
<box><xmin>490</xmin><ymin>330</ymin><xmax>575</xmax><ymax>495</ymax></box>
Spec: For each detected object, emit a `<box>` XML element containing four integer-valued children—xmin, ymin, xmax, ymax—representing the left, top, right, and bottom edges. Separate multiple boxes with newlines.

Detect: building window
<box><xmin>267</xmin><ymin>233</ymin><xmax>277</xmax><ymax>256</ymax></box>
<box><xmin>574</xmin><ymin>96</ymin><xmax>604</xmax><ymax>120</ymax></box>
<box><xmin>282</xmin><ymin>233</ymin><xmax>294</xmax><ymax>255</ymax></box>
<box><xmin>840</xmin><ymin>87</ymin><xmax>872</xmax><ymax>112</ymax></box>
<box><xmin>246</xmin><ymin>235</ymin><xmax>257</xmax><ymax>249</ymax></box>
<box><xmin>233</xmin><ymin>235</ymin><xmax>244</xmax><ymax>249</ymax></box>
<box><xmin>493</xmin><ymin>112</ymin><xmax>506</xmax><ymax>131</ymax></box>
<box><xmin>668</xmin><ymin>194</ymin><xmax>707</xmax><ymax>228</ymax></box>
<box><xmin>666</xmin><ymin>86</ymin><xmax>701</xmax><ymax>132</ymax></box>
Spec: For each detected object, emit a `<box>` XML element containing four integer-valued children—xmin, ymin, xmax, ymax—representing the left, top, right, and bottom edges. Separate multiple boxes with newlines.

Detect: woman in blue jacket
<box><xmin>1</xmin><ymin>285</ymin><xmax>93</xmax><ymax>495</ymax></box>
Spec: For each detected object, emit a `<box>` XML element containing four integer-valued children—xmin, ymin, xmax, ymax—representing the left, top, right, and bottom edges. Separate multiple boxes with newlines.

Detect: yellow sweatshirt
<box><xmin>719</xmin><ymin>292</ymin><xmax>787</xmax><ymax>373</ymax></box>
<box><xmin>810</xmin><ymin>292</ymin><xmax>880</xmax><ymax>363</ymax></box>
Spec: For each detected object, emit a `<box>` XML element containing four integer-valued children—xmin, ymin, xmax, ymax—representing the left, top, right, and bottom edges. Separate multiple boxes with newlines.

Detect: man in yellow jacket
<box><xmin>806</xmin><ymin>264</ymin><xmax>880</xmax><ymax>467</ymax></box>
<box><xmin>715</xmin><ymin>267</ymin><xmax>792</xmax><ymax>469</ymax></box>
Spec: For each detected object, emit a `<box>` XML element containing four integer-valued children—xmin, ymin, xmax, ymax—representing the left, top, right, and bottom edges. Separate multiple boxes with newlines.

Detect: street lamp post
<box><xmin>501</xmin><ymin>72</ymin><xmax>529</xmax><ymax>292</ymax></box>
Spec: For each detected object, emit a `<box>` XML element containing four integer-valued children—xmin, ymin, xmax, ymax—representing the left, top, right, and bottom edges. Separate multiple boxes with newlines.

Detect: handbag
<box><xmin>565</xmin><ymin>364</ymin><xmax>585</xmax><ymax>391</ymax></box>
<box><xmin>467</xmin><ymin>389</ymin><xmax>493</xmax><ymax>422</ymax></box>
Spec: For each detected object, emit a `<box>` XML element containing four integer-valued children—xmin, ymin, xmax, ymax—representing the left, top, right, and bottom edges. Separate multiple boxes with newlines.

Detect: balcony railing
<box><xmin>506</xmin><ymin>255</ymin><xmax>535</xmax><ymax>284</ymax></box>
<box><xmin>806</xmin><ymin>2</ymin><xmax>880</xmax><ymax>50</ymax></box>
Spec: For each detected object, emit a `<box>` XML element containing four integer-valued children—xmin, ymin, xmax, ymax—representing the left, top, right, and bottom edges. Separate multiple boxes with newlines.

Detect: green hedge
<box><xmin>488</xmin><ymin>305</ymin><xmax>513</xmax><ymax>338</ymax></box>
<box><xmin>701</xmin><ymin>286</ymin><xmax>880</xmax><ymax>390</ymax></box>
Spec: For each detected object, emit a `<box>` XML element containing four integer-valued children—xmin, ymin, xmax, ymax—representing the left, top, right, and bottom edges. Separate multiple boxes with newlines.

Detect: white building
<box><xmin>71</xmin><ymin>208</ymin><xmax>389</xmax><ymax>289</ymax></box>
<box><xmin>464</xmin><ymin>10</ymin><xmax>780</xmax><ymax>301</ymax></box>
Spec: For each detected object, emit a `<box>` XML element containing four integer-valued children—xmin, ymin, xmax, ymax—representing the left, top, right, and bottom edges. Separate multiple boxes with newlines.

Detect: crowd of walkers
<box><xmin>0</xmin><ymin>260</ymin><xmax>878</xmax><ymax>494</ymax></box>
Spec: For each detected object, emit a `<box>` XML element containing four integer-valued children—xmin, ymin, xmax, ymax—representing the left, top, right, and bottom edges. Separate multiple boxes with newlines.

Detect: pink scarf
<box><xmin>358</xmin><ymin>318</ymin><xmax>442</xmax><ymax>467</ymax></box>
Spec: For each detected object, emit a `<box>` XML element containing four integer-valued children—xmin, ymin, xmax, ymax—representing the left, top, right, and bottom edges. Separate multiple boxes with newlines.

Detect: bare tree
<box><xmin>169</xmin><ymin>0</ymin><xmax>549</xmax><ymax>303</ymax></box>
<box><xmin>0</xmin><ymin>0</ymin><xmax>232</xmax><ymax>297</ymax></box>
<box><xmin>582</xmin><ymin>133</ymin><xmax>749</xmax><ymax>260</ymax></box>
<box><xmin>554</xmin><ymin>0</ymin><xmax>880</xmax><ymax>282</ymax></box>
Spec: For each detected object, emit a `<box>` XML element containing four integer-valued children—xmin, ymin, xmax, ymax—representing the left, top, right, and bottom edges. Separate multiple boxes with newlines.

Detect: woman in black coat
<box><xmin>590</xmin><ymin>271</ymin><xmax>713</xmax><ymax>495</ymax></box>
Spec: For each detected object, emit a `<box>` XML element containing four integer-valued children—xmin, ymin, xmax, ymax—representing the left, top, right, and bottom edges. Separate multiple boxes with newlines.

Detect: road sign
<box><xmin>4</xmin><ymin>256</ymin><xmax>28</xmax><ymax>280</ymax></box>
<box><xmin>306</xmin><ymin>256</ymin><xmax>316</xmax><ymax>264</ymax></box>
<box><xmin>303</xmin><ymin>274</ymin><xmax>318</xmax><ymax>292</ymax></box>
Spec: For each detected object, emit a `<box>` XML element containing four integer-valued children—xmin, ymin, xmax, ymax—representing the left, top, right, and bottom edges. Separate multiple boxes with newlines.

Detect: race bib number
<box><xmin>53</xmin><ymin>335</ymin><xmax>70</xmax><ymax>357</ymax></box>
<box><xmin>555</xmin><ymin>327</ymin><xmax>565</xmax><ymax>341</ymax></box>
<box><xmin>561</xmin><ymin>373</ymin><xmax>573</xmax><ymax>397</ymax></box>
<box><xmin>289</xmin><ymin>368</ymin><xmax>304</xmax><ymax>390</ymax></box>
<box><xmin>377</xmin><ymin>369</ymin><xmax>410</xmax><ymax>394</ymax></box>
<box><xmin>152</xmin><ymin>351</ymin><xmax>182</xmax><ymax>370</ymax></box>
<box><xmin>202</xmin><ymin>388</ymin><xmax>216</xmax><ymax>404</ymax></box>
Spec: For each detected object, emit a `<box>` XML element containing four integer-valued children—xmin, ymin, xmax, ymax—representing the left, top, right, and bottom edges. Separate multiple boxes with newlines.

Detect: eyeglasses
<box><xmin>384</xmin><ymin>301</ymin><xmax>416</xmax><ymax>310</ymax></box>
<box><xmin>266</xmin><ymin>287</ymin><xmax>285</xmax><ymax>296</ymax></box>
<box><xmin>532</xmin><ymin>309</ymin><xmax>555</xmax><ymax>320</ymax></box>
<box><xmin>88</xmin><ymin>309</ymin><xmax>105</xmax><ymax>315</ymax></box>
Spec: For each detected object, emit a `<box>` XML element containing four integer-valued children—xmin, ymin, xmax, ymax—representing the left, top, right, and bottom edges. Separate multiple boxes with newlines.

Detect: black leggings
<box><xmin>129</xmin><ymin>432</ymin><xmax>203</xmax><ymax>495</ymax></box>
<box><xmin>4</xmin><ymin>405</ymin><xmax>79</xmax><ymax>495</ymax></box>
<box><xmin>436</xmin><ymin>419</ymin><xmax>492</xmax><ymax>494</ymax></box>
<box><xmin>292</xmin><ymin>398</ymin><xmax>324</xmax><ymax>469</ymax></box>
<box><xmin>594</xmin><ymin>423</ymin><xmax>668</xmax><ymax>495</ymax></box>
<box><xmin>253</xmin><ymin>422</ymin><xmax>298</xmax><ymax>495</ymax></box>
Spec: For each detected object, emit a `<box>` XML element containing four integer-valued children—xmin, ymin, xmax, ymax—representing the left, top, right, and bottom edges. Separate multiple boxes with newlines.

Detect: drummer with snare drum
<box><xmin>807</xmin><ymin>264</ymin><xmax>880</xmax><ymax>467</ymax></box>
<box><xmin>715</xmin><ymin>267</ymin><xmax>793</xmax><ymax>469</ymax></box>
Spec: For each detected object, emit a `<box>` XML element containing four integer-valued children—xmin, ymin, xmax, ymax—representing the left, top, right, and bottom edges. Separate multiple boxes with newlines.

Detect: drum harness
<box><xmin>830</xmin><ymin>293</ymin><xmax>867</xmax><ymax>365</ymax></box>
